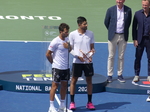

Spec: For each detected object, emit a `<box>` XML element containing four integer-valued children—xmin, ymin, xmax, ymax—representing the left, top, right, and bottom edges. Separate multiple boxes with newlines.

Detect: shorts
<box><xmin>72</xmin><ymin>63</ymin><xmax>94</xmax><ymax>77</ymax></box>
<box><xmin>52</xmin><ymin>68</ymin><xmax>70</xmax><ymax>82</ymax></box>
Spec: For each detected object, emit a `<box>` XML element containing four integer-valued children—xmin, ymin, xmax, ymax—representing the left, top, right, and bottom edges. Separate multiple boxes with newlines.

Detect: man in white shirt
<box><xmin>69</xmin><ymin>16</ymin><xmax>95</xmax><ymax>110</ymax></box>
<box><xmin>104</xmin><ymin>0</ymin><xmax>132</xmax><ymax>83</ymax></box>
<box><xmin>46</xmin><ymin>23</ymin><xmax>72</xmax><ymax>112</ymax></box>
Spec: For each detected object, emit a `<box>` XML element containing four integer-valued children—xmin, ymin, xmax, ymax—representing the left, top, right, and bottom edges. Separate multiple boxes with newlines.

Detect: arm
<box><xmin>70</xmin><ymin>48</ymin><xmax>85</xmax><ymax>62</ymax></box>
<box><xmin>68</xmin><ymin>33</ymin><xmax>79</xmax><ymax>57</ymax></box>
<box><xmin>104</xmin><ymin>8</ymin><xmax>111</xmax><ymax>29</ymax></box>
<box><xmin>46</xmin><ymin>50</ymin><xmax>53</xmax><ymax>64</ymax></box>
<box><xmin>132</xmin><ymin>13</ymin><xmax>138</xmax><ymax>47</ymax></box>
<box><xmin>69</xmin><ymin>35</ymin><xmax>85</xmax><ymax>61</ymax></box>
<box><xmin>127</xmin><ymin>8</ymin><xmax>132</xmax><ymax>29</ymax></box>
<box><xmin>80</xmin><ymin>43</ymin><xmax>95</xmax><ymax>62</ymax></box>
<box><xmin>90</xmin><ymin>43</ymin><xmax>95</xmax><ymax>53</ymax></box>
<box><xmin>63</xmin><ymin>42</ymin><xmax>72</xmax><ymax>52</ymax></box>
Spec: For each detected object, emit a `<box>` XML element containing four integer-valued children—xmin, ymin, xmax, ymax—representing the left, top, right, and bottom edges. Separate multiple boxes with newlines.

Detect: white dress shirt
<box><xmin>116</xmin><ymin>6</ymin><xmax>124</xmax><ymax>33</ymax></box>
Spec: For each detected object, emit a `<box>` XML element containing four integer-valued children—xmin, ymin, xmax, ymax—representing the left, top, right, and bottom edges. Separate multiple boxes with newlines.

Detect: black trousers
<box><xmin>134</xmin><ymin>36</ymin><xmax>150</xmax><ymax>76</ymax></box>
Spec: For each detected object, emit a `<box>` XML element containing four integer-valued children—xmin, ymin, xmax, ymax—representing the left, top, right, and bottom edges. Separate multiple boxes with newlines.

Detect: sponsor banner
<box><xmin>0</xmin><ymin>71</ymin><xmax>106</xmax><ymax>93</ymax></box>
<box><xmin>0</xmin><ymin>15</ymin><xmax>62</xmax><ymax>20</ymax></box>
<box><xmin>15</xmin><ymin>84</ymin><xmax>89</xmax><ymax>93</ymax></box>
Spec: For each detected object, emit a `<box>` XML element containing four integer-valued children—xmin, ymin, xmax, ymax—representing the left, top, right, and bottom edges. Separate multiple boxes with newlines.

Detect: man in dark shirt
<box><xmin>132</xmin><ymin>0</ymin><xmax>150</xmax><ymax>83</ymax></box>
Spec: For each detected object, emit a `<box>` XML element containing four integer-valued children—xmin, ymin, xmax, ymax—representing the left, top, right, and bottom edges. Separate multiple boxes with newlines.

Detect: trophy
<box><xmin>79</xmin><ymin>49</ymin><xmax>94</xmax><ymax>62</ymax></box>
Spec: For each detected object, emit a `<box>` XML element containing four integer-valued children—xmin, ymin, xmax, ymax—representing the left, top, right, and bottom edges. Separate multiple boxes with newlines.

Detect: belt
<box><xmin>115</xmin><ymin>33</ymin><xmax>124</xmax><ymax>34</ymax></box>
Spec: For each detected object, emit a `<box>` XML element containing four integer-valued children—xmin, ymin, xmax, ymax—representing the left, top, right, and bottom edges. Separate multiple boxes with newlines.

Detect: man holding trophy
<box><xmin>69</xmin><ymin>16</ymin><xmax>95</xmax><ymax>110</ymax></box>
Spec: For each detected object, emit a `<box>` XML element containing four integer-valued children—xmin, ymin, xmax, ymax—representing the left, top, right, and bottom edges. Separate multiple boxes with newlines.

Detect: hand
<box><xmin>63</xmin><ymin>42</ymin><xmax>69</xmax><ymax>49</ymax></box>
<box><xmin>78</xmin><ymin>56</ymin><xmax>85</xmax><ymax>62</ymax></box>
<box><xmin>133</xmin><ymin>40</ymin><xmax>138</xmax><ymax>47</ymax></box>
<box><xmin>88</xmin><ymin>57</ymin><xmax>92</xmax><ymax>62</ymax></box>
<box><xmin>78</xmin><ymin>56</ymin><xmax>92</xmax><ymax>62</ymax></box>
<box><xmin>79</xmin><ymin>49</ymin><xmax>93</xmax><ymax>62</ymax></box>
<box><xmin>91</xmin><ymin>49</ymin><xmax>95</xmax><ymax>53</ymax></box>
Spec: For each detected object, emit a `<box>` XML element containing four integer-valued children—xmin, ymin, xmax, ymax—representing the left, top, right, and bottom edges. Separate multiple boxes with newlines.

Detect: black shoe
<box><xmin>107</xmin><ymin>76</ymin><xmax>112</xmax><ymax>83</ymax></box>
<box><xmin>118</xmin><ymin>75</ymin><xmax>125</xmax><ymax>83</ymax></box>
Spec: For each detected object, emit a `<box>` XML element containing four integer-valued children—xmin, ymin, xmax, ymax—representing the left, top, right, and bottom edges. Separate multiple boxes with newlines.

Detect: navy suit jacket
<box><xmin>132</xmin><ymin>9</ymin><xmax>150</xmax><ymax>44</ymax></box>
<box><xmin>104</xmin><ymin>5</ymin><xmax>132</xmax><ymax>41</ymax></box>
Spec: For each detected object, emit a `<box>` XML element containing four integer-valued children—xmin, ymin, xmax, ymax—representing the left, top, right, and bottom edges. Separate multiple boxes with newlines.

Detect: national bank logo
<box><xmin>22</xmin><ymin>74</ymin><xmax>84</xmax><ymax>81</ymax></box>
<box><xmin>22</xmin><ymin>74</ymin><xmax>53</xmax><ymax>81</ymax></box>
<box><xmin>0</xmin><ymin>15</ymin><xmax>61</xmax><ymax>20</ymax></box>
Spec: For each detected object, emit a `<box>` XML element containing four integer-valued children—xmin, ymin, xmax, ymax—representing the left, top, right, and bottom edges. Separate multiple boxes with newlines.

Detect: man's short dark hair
<box><xmin>77</xmin><ymin>16</ymin><xmax>87</xmax><ymax>24</ymax></box>
<box><xmin>59</xmin><ymin>23</ymin><xmax>70</xmax><ymax>32</ymax></box>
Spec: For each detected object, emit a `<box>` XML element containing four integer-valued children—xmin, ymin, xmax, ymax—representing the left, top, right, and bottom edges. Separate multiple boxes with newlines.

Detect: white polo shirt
<box><xmin>69</xmin><ymin>30</ymin><xmax>95</xmax><ymax>63</ymax></box>
<box><xmin>48</xmin><ymin>36</ymin><xmax>69</xmax><ymax>69</ymax></box>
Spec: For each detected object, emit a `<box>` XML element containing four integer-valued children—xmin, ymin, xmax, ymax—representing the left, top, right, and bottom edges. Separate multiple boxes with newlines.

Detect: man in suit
<box><xmin>132</xmin><ymin>0</ymin><xmax>150</xmax><ymax>83</ymax></box>
<box><xmin>104</xmin><ymin>0</ymin><xmax>132</xmax><ymax>83</ymax></box>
